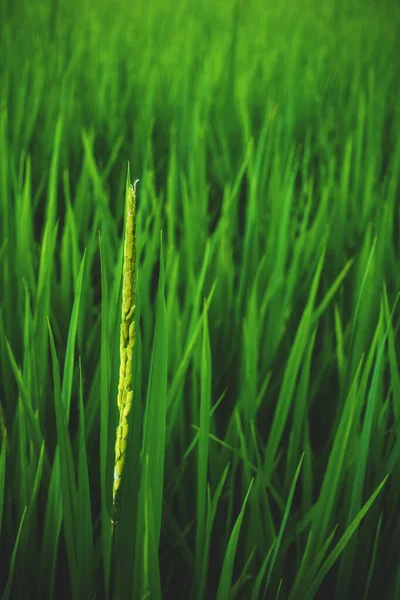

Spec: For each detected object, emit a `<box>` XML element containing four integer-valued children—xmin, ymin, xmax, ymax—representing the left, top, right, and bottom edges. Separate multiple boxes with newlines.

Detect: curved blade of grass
<box><xmin>48</xmin><ymin>320</ymin><xmax>78</xmax><ymax>598</ymax></box>
<box><xmin>34</xmin><ymin>219</ymin><xmax>58</xmax><ymax>393</ymax></box>
<box><xmin>304</xmin><ymin>476</ymin><xmax>388</xmax><ymax>600</ymax></box>
<box><xmin>5</xmin><ymin>339</ymin><xmax>43</xmax><ymax>458</ymax></box>
<box><xmin>134</xmin><ymin>236</ymin><xmax>167</xmax><ymax>600</ymax></box>
<box><xmin>264</xmin><ymin>453</ymin><xmax>304</xmax><ymax>595</ymax></box>
<box><xmin>134</xmin><ymin>453</ymin><xmax>162</xmax><ymax>600</ymax></box>
<box><xmin>62</xmin><ymin>250</ymin><xmax>86</xmax><ymax>423</ymax></box>
<box><xmin>350</xmin><ymin>236</ymin><xmax>377</xmax><ymax>344</ymax></box>
<box><xmin>196</xmin><ymin>464</ymin><xmax>230</xmax><ymax>600</ymax></box>
<box><xmin>264</xmin><ymin>246</ymin><xmax>326</xmax><ymax>480</ymax></box>
<box><xmin>195</xmin><ymin>300</ymin><xmax>211</xmax><ymax>595</ymax></box>
<box><xmin>16</xmin><ymin>399</ymin><xmax>28</xmax><ymax>517</ymax></box>
<box><xmin>99</xmin><ymin>231</ymin><xmax>112</xmax><ymax>596</ymax></box>
<box><xmin>312</xmin><ymin>357</ymin><xmax>363</xmax><ymax>549</ymax></box>
<box><xmin>289</xmin><ymin>526</ymin><xmax>338</xmax><ymax>600</ymax></box>
<box><xmin>216</xmin><ymin>479</ymin><xmax>253</xmax><ymax>600</ymax></box>
<box><xmin>46</xmin><ymin>115</ymin><xmax>63</xmax><ymax>229</ymax></box>
<box><xmin>312</xmin><ymin>257</ymin><xmax>354</xmax><ymax>322</ymax></box>
<box><xmin>250</xmin><ymin>542</ymin><xmax>276</xmax><ymax>600</ymax></box>
<box><xmin>229</xmin><ymin>546</ymin><xmax>256</xmax><ymax>600</ymax></box>
<box><xmin>0</xmin><ymin>438</ymin><xmax>6</xmax><ymax>536</ymax></box>
<box><xmin>167</xmin><ymin>281</ymin><xmax>216</xmax><ymax>409</ymax></box>
<box><xmin>289</xmin><ymin>360</ymin><xmax>364</xmax><ymax>599</ymax></box>
<box><xmin>20</xmin><ymin>442</ymin><xmax>45</xmax><ymax>562</ymax></box>
<box><xmin>2</xmin><ymin>506</ymin><xmax>27</xmax><ymax>600</ymax></box>
<box><xmin>141</xmin><ymin>234</ymin><xmax>167</xmax><ymax>547</ymax></box>
<box><xmin>40</xmin><ymin>452</ymin><xmax>62</xmax><ymax>599</ymax></box>
<box><xmin>336</xmin><ymin>313</ymin><xmax>387</xmax><ymax>597</ymax></box>
<box><xmin>363</xmin><ymin>512</ymin><xmax>383</xmax><ymax>600</ymax></box>
<box><xmin>77</xmin><ymin>358</ymin><xmax>94</xmax><ymax>597</ymax></box>
<box><xmin>384</xmin><ymin>287</ymin><xmax>400</xmax><ymax>422</ymax></box>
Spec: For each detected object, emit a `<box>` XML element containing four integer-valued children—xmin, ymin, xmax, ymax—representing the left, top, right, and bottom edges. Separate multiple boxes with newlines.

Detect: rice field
<box><xmin>1</xmin><ymin>0</ymin><xmax>400</xmax><ymax>598</ymax></box>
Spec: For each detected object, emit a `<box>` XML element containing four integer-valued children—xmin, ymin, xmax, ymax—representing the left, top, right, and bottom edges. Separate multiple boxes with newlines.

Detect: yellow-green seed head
<box><xmin>119</xmin><ymin>438</ymin><xmax>127</xmax><ymax>455</ymax></box>
<box><xmin>122</xmin><ymin>421</ymin><xmax>129</xmax><ymax>439</ymax></box>
<box><xmin>112</xmin><ymin>177</ymin><xmax>138</xmax><ymax>522</ymax></box>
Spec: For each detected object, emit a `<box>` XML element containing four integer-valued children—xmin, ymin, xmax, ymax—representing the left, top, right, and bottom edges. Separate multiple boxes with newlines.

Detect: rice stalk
<box><xmin>112</xmin><ymin>175</ymin><xmax>138</xmax><ymax>527</ymax></box>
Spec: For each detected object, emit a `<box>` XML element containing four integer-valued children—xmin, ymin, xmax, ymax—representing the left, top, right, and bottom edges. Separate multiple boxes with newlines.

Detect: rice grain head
<box><xmin>112</xmin><ymin>177</ymin><xmax>138</xmax><ymax>524</ymax></box>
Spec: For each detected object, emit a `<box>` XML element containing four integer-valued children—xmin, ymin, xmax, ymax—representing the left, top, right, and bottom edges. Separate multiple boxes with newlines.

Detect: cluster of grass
<box><xmin>1</xmin><ymin>0</ymin><xmax>400</xmax><ymax>598</ymax></box>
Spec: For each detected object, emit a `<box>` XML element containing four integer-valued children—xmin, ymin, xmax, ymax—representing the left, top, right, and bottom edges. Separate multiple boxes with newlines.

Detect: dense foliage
<box><xmin>1</xmin><ymin>0</ymin><xmax>400</xmax><ymax>598</ymax></box>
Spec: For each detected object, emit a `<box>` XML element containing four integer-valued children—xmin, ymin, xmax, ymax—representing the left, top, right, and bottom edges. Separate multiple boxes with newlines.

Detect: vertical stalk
<box><xmin>112</xmin><ymin>176</ymin><xmax>138</xmax><ymax>525</ymax></box>
<box><xmin>110</xmin><ymin>175</ymin><xmax>138</xmax><ymax>599</ymax></box>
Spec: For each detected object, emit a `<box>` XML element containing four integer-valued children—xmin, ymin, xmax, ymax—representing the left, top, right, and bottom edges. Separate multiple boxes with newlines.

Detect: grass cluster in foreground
<box><xmin>1</xmin><ymin>0</ymin><xmax>400</xmax><ymax>598</ymax></box>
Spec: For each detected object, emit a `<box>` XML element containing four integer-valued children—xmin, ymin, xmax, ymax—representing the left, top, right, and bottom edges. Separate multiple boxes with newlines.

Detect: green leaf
<box><xmin>77</xmin><ymin>358</ymin><xmax>94</xmax><ymax>597</ymax></box>
<box><xmin>0</xmin><ymin>438</ymin><xmax>6</xmax><ymax>536</ymax></box>
<box><xmin>48</xmin><ymin>320</ymin><xmax>78</xmax><ymax>598</ymax></box>
<box><xmin>5</xmin><ymin>339</ymin><xmax>43</xmax><ymax>457</ymax></box>
<box><xmin>264</xmin><ymin>247</ymin><xmax>326</xmax><ymax>480</ymax></box>
<box><xmin>134</xmin><ymin>236</ymin><xmax>167</xmax><ymax>600</ymax></box>
<box><xmin>141</xmin><ymin>234</ymin><xmax>168</xmax><ymax>547</ymax></box>
<box><xmin>40</xmin><ymin>453</ymin><xmax>62</xmax><ymax>599</ymax></box>
<box><xmin>216</xmin><ymin>479</ymin><xmax>253</xmax><ymax>600</ymax></box>
<box><xmin>2</xmin><ymin>506</ymin><xmax>27</xmax><ymax>600</ymax></box>
<box><xmin>264</xmin><ymin>454</ymin><xmax>304</xmax><ymax>594</ymax></box>
<box><xmin>195</xmin><ymin>301</ymin><xmax>212</xmax><ymax>596</ymax></box>
<box><xmin>99</xmin><ymin>231</ymin><xmax>112</xmax><ymax>596</ymax></box>
<box><xmin>304</xmin><ymin>477</ymin><xmax>388</xmax><ymax>600</ymax></box>
<box><xmin>196</xmin><ymin>464</ymin><xmax>230</xmax><ymax>600</ymax></box>
<box><xmin>250</xmin><ymin>543</ymin><xmax>276</xmax><ymax>600</ymax></box>
<box><xmin>61</xmin><ymin>250</ymin><xmax>86</xmax><ymax>422</ymax></box>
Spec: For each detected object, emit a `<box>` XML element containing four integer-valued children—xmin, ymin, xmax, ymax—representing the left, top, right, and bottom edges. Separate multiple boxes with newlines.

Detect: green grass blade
<box><xmin>40</xmin><ymin>453</ymin><xmax>62</xmax><ymax>599</ymax></box>
<box><xmin>250</xmin><ymin>542</ymin><xmax>276</xmax><ymax>600</ymax></box>
<box><xmin>48</xmin><ymin>320</ymin><xmax>78</xmax><ymax>598</ymax></box>
<box><xmin>5</xmin><ymin>339</ymin><xmax>43</xmax><ymax>456</ymax></box>
<box><xmin>196</xmin><ymin>464</ymin><xmax>230</xmax><ymax>600</ymax></box>
<box><xmin>264</xmin><ymin>454</ymin><xmax>304</xmax><ymax>594</ymax></box>
<box><xmin>264</xmin><ymin>247</ymin><xmax>326</xmax><ymax>480</ymax></box>
<box><xmin>195</xmin><ymin>301</ymin><xmax>212</xmax><ymax>598</ymax></box>
<box><xmin>363</xmin><ymin>512</ymin><xmax>383</xmax><ymax>600</ymax></box>
<box><xmin>99</xmin><ymin>231</ymin><xmax>112</xmax><ymax>596</ymax></box>
<box><xmin>77</xmin><ymin>358</ymin><xmax>94</xmax><ymax>597</ymax></box>
<box><xmin>216</xmin><ymin>479</ymin><xmax>253</xmax><ymax>600</ymax></box>
<box><xmin>61</xmin><ymin>250</ymin><xmax>86</xmax><ymax>422</ymax></box>
<box><xmin>304</xmin><ymin>477</ymin><xmax>388</xmax><ymax>600</ymax></box>
<box><xmin>0</xmin><ymin>438</ymin><xmax>6</xmax><ymax>536</ymax></box>
<box><xmin>141</xmin><ymin>234</ymin><xmax>168</xmax><ymax>547</ymax></box>
<box><xmin>2</xmin><ymin>506</ymin><xmax>27</xmax><ymax>600</ymax></box>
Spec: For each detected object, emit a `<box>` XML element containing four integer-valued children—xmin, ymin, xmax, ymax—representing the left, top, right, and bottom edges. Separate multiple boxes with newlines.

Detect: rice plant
<box><xmin>1</xmin><ymin>0</ymin><xmax>400</xmax><ymax>599</ymax></box>
<box><xmin>112</xmin><ymin>175</ymin><xmax>138</xmax><ymax>527</ymax></box>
